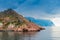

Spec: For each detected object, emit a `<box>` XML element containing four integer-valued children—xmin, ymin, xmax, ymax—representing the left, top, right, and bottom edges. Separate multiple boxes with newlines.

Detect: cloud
<box><xmin>0</xmin><ymin>0</ymin><xmax>60</xmax><ymax>19</ymax></box>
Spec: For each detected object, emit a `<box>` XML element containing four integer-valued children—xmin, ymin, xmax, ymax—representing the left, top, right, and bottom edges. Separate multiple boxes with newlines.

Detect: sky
<box><xmin>0</xmin><ymin>0</ymin><xmax>60</xmax><ymax>19</ymax></box>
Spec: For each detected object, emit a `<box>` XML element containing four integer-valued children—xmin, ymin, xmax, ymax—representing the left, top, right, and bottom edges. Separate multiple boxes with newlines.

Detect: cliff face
<box><xmin>0</xmin><ymin>9</ymin><xmax>44</xmax><ymax>32</ymax></box>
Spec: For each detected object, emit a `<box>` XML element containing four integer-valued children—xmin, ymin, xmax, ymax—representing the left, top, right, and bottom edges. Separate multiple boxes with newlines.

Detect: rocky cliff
<box><xmin>0</xmin><ymin>9</ymin><xmax>44</xmax><ymax>32</ymax></box>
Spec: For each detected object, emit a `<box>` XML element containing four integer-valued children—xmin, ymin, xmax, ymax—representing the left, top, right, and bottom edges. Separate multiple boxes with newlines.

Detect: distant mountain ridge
<box><xmin>25</xmin><ymin>17</ymin><xmax>54</xmax><ymax>27</ymax></box>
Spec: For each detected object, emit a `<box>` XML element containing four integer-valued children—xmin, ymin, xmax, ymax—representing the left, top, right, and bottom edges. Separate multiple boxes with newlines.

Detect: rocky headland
<box><xmin>0</xmin><ymin>9</ymin><xmax>45</xmax><ymax>32</ymax></box>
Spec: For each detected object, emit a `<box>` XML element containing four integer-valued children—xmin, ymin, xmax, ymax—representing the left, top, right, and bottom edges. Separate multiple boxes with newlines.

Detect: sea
<box><xmin>0</xmin><ymin>26</ymin><xmax>60</xmax><ymax>40</ymax></box>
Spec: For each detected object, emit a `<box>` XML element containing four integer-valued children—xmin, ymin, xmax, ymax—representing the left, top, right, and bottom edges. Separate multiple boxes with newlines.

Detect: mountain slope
<box><xmin>0</xmin><ymin>9</ymin><xmax>44</xmax><ymax>32</ymax></box>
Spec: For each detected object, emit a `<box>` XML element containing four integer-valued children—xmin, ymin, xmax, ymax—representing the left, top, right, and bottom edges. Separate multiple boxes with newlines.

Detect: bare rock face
<box><xmin>0</xmin><ymin>9</ymin><xmax>45</xmax><ymax>32</ymax></box>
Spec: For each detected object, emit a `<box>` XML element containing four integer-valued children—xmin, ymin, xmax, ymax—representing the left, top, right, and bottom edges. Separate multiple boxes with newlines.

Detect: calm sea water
<box><xmin>0</xmin><ymin>26</ymin><xmax>60</xmax><ymax>40</ymax></box>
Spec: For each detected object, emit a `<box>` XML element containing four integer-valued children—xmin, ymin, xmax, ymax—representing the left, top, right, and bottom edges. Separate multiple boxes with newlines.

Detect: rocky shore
<box><xmin>0</xmin><ymin>28</ymin><xmax>45</xmax><ymax>32</ymax></box>
<box><xmin>0</xmin><ymin>23</ymin><xmax>45</xmax><ymax>32</ymax></box>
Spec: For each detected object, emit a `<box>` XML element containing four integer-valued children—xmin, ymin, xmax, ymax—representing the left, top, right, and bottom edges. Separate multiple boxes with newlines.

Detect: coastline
<box><xmin>0</xmin><ymin>27</ymin><xmax>45</xmax><ymax>32</ymax></box>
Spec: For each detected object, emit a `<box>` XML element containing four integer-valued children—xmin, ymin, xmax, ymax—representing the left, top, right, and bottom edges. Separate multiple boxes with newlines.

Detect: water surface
<box><xmin>0</xmin><ymin>26</ymin><xmax>60</xmax><ymax>40</ymax></box>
